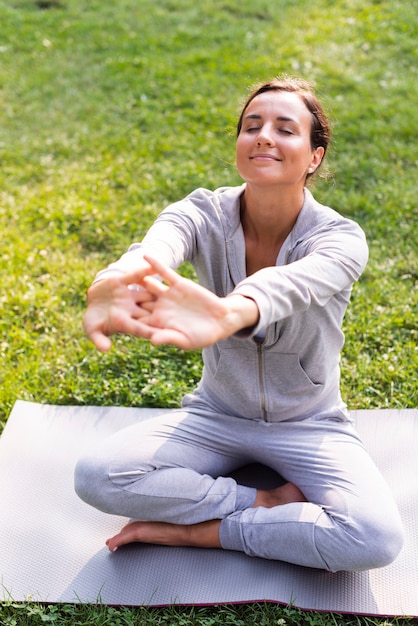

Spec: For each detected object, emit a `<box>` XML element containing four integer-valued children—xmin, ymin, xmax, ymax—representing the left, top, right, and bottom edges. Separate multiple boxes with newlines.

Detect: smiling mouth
<box><xmin>250</xmin><ymin>154</ymin><xmax>281</xmax><ymax>161</ymax></box>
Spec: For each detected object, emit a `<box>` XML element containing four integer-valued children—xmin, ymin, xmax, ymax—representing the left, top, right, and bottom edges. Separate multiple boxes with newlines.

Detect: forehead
<box><xmin>244</xmin><ymin>90</ymin><xmax>312</xmax><ymax>126</ymax></box>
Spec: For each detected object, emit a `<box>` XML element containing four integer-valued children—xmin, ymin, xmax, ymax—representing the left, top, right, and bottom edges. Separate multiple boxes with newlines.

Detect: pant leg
<box><xmin>74</xmin><ymin>409</ymin><xmax>256</xmax><ymax>523</ymax></box>
<box><xmin>76</xmin><ymin>410</ymin><xmax>404</xmax><ymax>572</ymax></box>
<box><xmin>219</xmin><ymin>418</ymin><xmax>404</xmax><ymax>572</ymax></box>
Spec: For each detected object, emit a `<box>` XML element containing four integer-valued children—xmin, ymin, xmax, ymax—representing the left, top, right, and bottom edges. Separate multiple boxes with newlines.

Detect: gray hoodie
<box><xmin>96</xmin><ymin>185</ymin><xmax>368</xmax><ymax>423</ymax></box>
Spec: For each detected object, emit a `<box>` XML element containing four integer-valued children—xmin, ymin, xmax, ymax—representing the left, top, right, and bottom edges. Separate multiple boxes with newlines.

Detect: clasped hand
<box><xmin>83</xmin><ymin>256</ymin><xmax>259</xmax><ymax>352</ymax></box>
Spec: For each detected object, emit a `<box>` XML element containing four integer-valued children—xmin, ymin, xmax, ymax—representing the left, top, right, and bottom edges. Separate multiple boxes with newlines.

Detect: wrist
<box><xmin>225</xmin><ymin>294</ymin><xmax>259</xmax><ymax>334</ymax></box>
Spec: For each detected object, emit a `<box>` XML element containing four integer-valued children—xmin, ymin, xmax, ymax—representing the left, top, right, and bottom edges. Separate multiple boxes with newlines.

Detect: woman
<box><xmin>76</xmin><ymin>77</ymin><xmax>404</xmax><ymax>571</ymax></box>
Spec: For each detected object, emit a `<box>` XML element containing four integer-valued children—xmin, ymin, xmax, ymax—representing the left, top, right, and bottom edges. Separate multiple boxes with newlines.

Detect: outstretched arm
<box><xmin>137</xmin><ymin>255</ymin><xmax>260</xmax><ymax>350</ymax></box>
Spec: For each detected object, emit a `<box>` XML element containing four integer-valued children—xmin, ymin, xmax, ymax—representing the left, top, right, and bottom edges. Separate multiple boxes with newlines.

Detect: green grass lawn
<box><xmin>0</xmin><ymin>0</ymin><xmax>417</xmax><ymax>623</ymax></box>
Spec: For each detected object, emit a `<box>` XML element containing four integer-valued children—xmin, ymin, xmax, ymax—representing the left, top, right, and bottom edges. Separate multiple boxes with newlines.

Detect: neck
<box><xmin>241</xmin><ymin>184</ymin><xmax>305</xmax><ymax>245</ymax></box>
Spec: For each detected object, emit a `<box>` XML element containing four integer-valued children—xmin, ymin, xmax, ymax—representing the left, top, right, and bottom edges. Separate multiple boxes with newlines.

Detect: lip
<box><xmin>250</xmin><ymin>154</ymin><xmax>281</xmax><ymax>161</ymax></box>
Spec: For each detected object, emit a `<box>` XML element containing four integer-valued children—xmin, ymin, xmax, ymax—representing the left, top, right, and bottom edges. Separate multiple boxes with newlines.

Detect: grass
<box><xmin>0</xmin><ymin>600</ymin><xmax>415</xmax><ymax>626</ymax></box>
<box><xmin>0</xmin><ymin>0</ymin><xmax>417</xmax><ymax>623</ymax></box>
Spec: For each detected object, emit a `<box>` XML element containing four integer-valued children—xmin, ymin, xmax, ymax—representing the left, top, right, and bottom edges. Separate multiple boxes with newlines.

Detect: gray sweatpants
<box><xmin>74</xmin><ymin>407</ymin><xmax>404</xmax><ymax>572</ymax></box>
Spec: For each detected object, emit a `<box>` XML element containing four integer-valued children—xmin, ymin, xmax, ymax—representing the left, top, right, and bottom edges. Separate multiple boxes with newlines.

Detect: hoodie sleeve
<box><xmin>92</xmin><ymin>197</ymin><xmax>203</xmax><ymax>282</ymax></box>
<box><xmin>232</xmin><ymin>217</ymin><xmax>368</xmax><ymax>337</ymax></box>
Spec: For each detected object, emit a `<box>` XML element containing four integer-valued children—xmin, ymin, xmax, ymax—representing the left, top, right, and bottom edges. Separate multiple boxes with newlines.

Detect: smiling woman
<box><xmin>236</xmin><ymin>90</ymin><xmax>324</xmax><ymax>189</ymax></box>
<box><xmin>236</xmin><ymin>77</ymin><xmax>331</xmax><ymax>174</ymax></box>
<box><xmin>236</xmin><ymin>77</ymin><xmax>329</xmax><ymax>274</ymax></box>
<box><xmin>75</xmin><ymin>76</ymin><xmax>404</xmax><ymax>573</ymax></box>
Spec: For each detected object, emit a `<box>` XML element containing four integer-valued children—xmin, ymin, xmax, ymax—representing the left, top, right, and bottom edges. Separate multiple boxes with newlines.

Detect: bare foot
<box><xmin>106</xmin><ymin>482</ymin><xmax>305</xmax><ymax>553</ymax></box>
<box><xmin>253</xmin><ymin>481</ymin><xmax>306</xmax><ymax>508</ymax></box>
<box><xmin>106</xmin><ymin>519</ymin><xmax>221</xmax><ymax>553</ymax></box>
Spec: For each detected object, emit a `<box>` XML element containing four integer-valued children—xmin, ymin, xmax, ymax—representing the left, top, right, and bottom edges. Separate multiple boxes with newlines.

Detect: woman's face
<box><xmin>236</xmin><ymin>90</ymin><xmax>324</xmax><ymax>189</ymax></box>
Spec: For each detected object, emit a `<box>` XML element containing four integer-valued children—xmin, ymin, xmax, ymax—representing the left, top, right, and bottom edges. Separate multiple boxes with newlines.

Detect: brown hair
<box><xmin>237</xmin><ymin>76</ymin><xmax>331</xmax><ymax>179</ymax></box>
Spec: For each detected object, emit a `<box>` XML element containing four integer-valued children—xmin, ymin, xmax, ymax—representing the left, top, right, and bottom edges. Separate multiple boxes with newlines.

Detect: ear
<box><xmin>308</xmin><ymin>146</ymin><xmax>325</xmax><ymax>174</ymax></box>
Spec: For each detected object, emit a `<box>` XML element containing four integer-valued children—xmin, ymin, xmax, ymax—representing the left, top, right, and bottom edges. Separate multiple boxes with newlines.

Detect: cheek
<box><xmin>288</xmin><ymin>142</ymin><xmax>314</xmax><ymax>164</ymax></box>
<box><xmin>235</xmin><ymin>139</ymin><xmax>248</xmax><ymax>166</ymax></box>
<box><xmin>235</xmin><ymin>136</ymin><xmax>247</xmax><ymax>154</ymax></box>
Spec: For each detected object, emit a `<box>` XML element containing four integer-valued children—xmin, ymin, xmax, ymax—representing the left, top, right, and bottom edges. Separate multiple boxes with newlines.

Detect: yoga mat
<box><xmin>0</xmin><ymin>400</ymin><xmax>417</xmax><ymax>616</ymax></box>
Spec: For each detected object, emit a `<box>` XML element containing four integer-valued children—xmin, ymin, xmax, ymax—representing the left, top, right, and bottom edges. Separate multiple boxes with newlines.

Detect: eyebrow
<box><xmin>243</xmin><ymin>114</ymin><xmax>298</xmax><ymax>124</ymax></box>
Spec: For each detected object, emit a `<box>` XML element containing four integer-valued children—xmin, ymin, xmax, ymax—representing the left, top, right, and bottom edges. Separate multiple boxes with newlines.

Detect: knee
<box><xmin>333</xmin><ymin>512</ymin><xmax>404</xmax><ymax>572</ymax></box>
<box><xmin>362</xmin><ymin>514</ymin><xmax>404</xmax><ymax>570</ymax></box>
<box><xmin>74</xmin><ymin>453</ymin><xmax>111</xmax><ymax>513</ymax></box>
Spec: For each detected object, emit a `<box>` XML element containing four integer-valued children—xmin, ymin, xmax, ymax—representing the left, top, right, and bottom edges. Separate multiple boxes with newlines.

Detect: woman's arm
<box><xmin>136</xmin><ymin>256</ymin><xmax>260</xmax><ymax>350</ymax></box>
<box><xmin>84</xmin><ymin>256</ymin><xmax>259</xmax><ymax>352</ymax></box>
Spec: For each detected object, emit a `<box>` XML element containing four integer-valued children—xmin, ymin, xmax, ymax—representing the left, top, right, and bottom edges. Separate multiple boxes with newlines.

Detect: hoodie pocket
<box><xmin>262</xmin><ymin>352</ymin><xmax>324</xmax><ymax>414</ymax></box>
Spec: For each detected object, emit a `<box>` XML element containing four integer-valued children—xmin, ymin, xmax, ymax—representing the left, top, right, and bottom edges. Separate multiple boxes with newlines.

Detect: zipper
<box><xmin>256</xmin><ymin>340</ymin><xmax>268</xmax><ymax>422</ymax></box>
<box><xmin>254</xmin><ymin>247</ymin><xmax>294</xmax><ymax>422</ymax></box>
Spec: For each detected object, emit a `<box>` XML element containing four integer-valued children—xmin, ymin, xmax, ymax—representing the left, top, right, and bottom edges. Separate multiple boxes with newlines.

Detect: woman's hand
<box><xmin>83</xmin><ymin>264</ymin><xmax>157</xmax><ymax>352</ymax></box>
<box><xmin>136</xmin><ymin>256</ymin><xmax>260</xmax><ymax>350</ymax></box>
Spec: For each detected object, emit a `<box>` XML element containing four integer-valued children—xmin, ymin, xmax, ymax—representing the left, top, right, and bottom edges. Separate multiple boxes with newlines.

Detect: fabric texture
<box><xmin>74</xmin><ymin>184</ymin><xmax>405</xmax><ymax>573</ymax></box>
<box><xmin>75</xmin><ymin>408</ymin><xmax>403</xmax><ymax>572</ymax></box>
<box><xmin>94</xmin><ymin>185</ymin><xmax>368</xmax><ymax>423</ymax></box>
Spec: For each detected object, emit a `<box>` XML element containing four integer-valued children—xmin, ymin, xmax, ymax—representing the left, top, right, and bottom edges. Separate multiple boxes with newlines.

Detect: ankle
<box><xmin>188</xmin><ymin>520</ymin><xmax>222</xmax><ymax>549</ymax></box>
<box><xmin>253</xmin><ymin>482</ymin><xmax>307</xmax><ymax>509</ymax></box>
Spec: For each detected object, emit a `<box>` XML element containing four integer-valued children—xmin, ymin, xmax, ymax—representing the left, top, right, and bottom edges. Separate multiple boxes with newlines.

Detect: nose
<box><xmin>256</xmin><ymin>124</ymin><xmax>275</xmax><ymax>146</ymax></box>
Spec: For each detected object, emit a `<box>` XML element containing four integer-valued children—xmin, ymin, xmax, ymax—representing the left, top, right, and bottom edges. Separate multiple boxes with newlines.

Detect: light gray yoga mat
<box><xmin>0</xmin><ymin>400</ymin><xmax>417</xmax><ymax>616</ymax></box>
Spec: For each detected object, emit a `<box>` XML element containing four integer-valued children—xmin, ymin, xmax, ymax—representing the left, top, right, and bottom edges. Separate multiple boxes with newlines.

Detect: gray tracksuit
<box><xmin>76</xmin><ymin>185</ymin><xmax>404</xmax><ymax>571</ymax></box>
<box><xmin>97</xmin><ymin>185</ymin><xmax>367</xmax><ymax>422</ymax></box>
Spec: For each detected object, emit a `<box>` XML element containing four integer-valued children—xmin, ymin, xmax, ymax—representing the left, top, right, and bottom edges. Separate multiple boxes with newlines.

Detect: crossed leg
<box><xmin>75</xmin><ymin>409</ymin><xmax>403</xmax><ymax>570</ymax></box>
<box><xmin>106</xmin><ymin>482</ymin><xmax>307</xmax><ymax>552</ymax></box>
